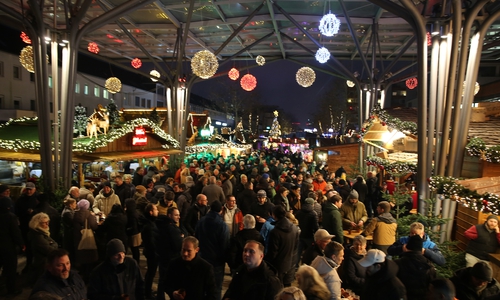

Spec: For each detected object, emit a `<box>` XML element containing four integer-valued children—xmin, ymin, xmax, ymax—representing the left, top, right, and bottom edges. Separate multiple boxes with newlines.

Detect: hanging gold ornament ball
<box><xmin>296</xmin><ymin>67</ymin><xmax>316</xmax><ymax>88</ymax></box>
<box><xmin>105</xmin><ymin>77</ymin><xmax>122</xmax><ymax>94</ymax></box>
<box><xmin>150</xmin><ymin>70</ymin><xmax>160</xmax><ymax>82</ymax></box>
<box><xmin>20</xmin><ymin>46</ymin><xmax>35</xmax><ymax>73</ymax></box>
<box><xmin>256</xmin><ymin>55</ymin><xmax>265</xmax><ymax>66</ymax></box>
<box><xmin>346</xmin><ymin>80</ymin><xmax>355</xmax><ymax>87</ymax></box>
<box><xmin>191</xmin><ymin>50</ymin><xmax>218</xmax><ymax>79</ymax></box>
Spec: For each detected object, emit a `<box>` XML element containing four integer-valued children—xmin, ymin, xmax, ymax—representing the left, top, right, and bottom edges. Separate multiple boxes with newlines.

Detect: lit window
<box><xmin>84</xmin><ymin>84</ymin><xmax>89</xmax><ymax>95</ymax></box>
<box><xmin>75</xmin><ymin>82</ymin><xmax>80</xmax><ymax>94</ymax></box>
<box><xmin>94</xmin><ymin>86</ymin><xmax>99</xmax><ymax>97</ymax></box>
<box><xmin>103</xmin><ymin>90</ymin><xmax>109</xmax><ymax>99</ymax></box>
<box><xmin>48</xmin><ymin>76</ymin><xmax>52</xmax><ymax>88</ymax></box>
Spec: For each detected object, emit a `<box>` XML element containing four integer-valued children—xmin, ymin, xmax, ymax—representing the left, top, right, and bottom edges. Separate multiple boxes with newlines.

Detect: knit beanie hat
<box><xmin>304</xmin><ymin>198</ymin><xmax>315</xmax><ymax>205</ymax></box>
<box><xmin>406</xmin><ymin>234</ymin><xmax>423</xmax><ymax>251</ymax></box>
<box><xmin>348</xmin><ymin>190</ymin><xmax>359</xmax><ymax>201</ymax></box>
<box><xmin>77</xmin><ymin>199</ymin><xmax>90</xmax><ymax>211</ymax></box>
<box><xmin>106</xmin><ymin>238</ymin><xmax>126</xmax><ymax>258</ymax></box>
<box><xmin>471</xmin><ymin>261</ymin><xmax>493</xmax><ymax>282</ymax></box>
<box><xmin>262</xmin><ymin>173</ymin><xmax>270</xmax><ymax>180</ymax></box>
<box><xmin>210</xmin><ymin>200</ymin><xmax>222</xmax><ymax>213</ymax></box>
<box><xmin>487</xmin><ymin>215</ymin><xmax>499</xmax><ymax>222</ymax></box>
<box><xmin>103</xmin><ymin>181</ymin><xmax>112</xmax><ymax>188</ymax></box>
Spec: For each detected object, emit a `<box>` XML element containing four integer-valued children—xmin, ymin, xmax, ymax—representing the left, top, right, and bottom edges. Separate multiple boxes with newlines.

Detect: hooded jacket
<box><xmin>395</xmin><ymin>251</ymin><xmax>436</xmax><ymax>300</ymax></box>
<box><xmin>311</xmin><ymin>256</ymin><xmax>341</xmax><ymax>300</ymax></box>
<box><xmin>338</xmin><ymin>246</ymin><xmax>366</xmax><ymax>294</ymax></box>
<box><xmin>93</xmin><ymin>188</ymin><xmax>121</xmax><ymax>216</ymax></box>
<box><xmin>388</xmin><ymin>233</ymin><xmax>446</xmax><ymax>266</ymax></box>
<box><xmin>360</xmin><ymin>259</ymin><xmax>407</xmax><ymax>300</ymax></box>
<box><xmin>195</xmin><ymin>210</ymin><xmax>230</xmax><ymax>266</ymax></box>
<box><xmin>340</xmin><ymin>200</ymin><xmax>368</xmax><ymax>229</ymax></box>
<box><xmin>322</xmin><ymin>201</ymin><xmax>343</xmax><ymax>244</ymax></box>
<box><xmin>295</xmin><ymin>203</ymin><xmax>319</xmax><ymax>245</ymax></box>
<box><xmin>221</xmin><ymin>204</ymin><xmax>244</xmax><ymax>237</ymax></box>
<box><xmin>361</xmin><ymin>212</ymin><xmax>397</xmax><ymax>246</ymax></box>
<box><xmin>265</xmin><ymin>216</ymin><xmax>299</xmax><ymax>280</ymax></box>
<box><xmin>451</xmin><ymin>266</ymin><xmax>500</xmax><ymax>300</ymax></box>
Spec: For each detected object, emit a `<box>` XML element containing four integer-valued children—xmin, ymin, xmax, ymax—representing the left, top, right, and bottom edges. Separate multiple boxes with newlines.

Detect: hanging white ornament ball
<box><xmin>319</xmin><ymin>13</ymin><xmax>341</xmax><ymax>37</ymax></box>
<box><xmin>315</xmin><ymin>47</ymin><xmax>330</xmax><ymax>63</ymax></box>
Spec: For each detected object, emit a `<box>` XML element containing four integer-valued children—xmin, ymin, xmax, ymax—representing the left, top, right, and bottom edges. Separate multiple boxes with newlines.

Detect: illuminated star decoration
<box><xmin>20</xmin><ymin>32</ymin><xmax>31</xmax><ymax>44</ymax></box>
<box><xmin>274</xmin><ymin>110</ymin><xmax>279</xmax><ymax>117</ymax></box>
<box><xmin>319</xmin><ymin>12</ymin><xmax>341</xmax><ymax>37</ymax></box>
<box><xmin>131</xmin><ymin>58</ymin><xmax>142</xmax><ymax>69</ymax></box>
<box><xmin>406</xmin><ymin>77</ymin><xmax>418</xmax><ymax>89</ymax></box>
<box><xmin>296</xmin><ymin>67</ymin><xmax>316</xmax><ymax>88</ymax></box>
<box><xmin>105</xmin><ymin>77</ymin><xmax>122</xmax><ymax>94</ymax></box>
<box><xmin>191</xmin><ymin>50</ymin><xmax>219</xmax><ymax>79</ymax></box>
<box><xmin>315</xmin><ymin>47</ymin><xmax>330</xmax><ymax>63</ymax></box>
<box><xmin>150</xmin><ymin>70</ymin><xmax>160</xmax><ymax>82</ymax></box>
<box><xmin>256</xmin><ymin>55</ymin><xmax>265</xmax><ymax>66</ymax></box>
<box><xmin>346</xmin><ymin>80</ymin><xmax>355</xmax><ymax>87</ymax></box>
<box><xmin>240</xmin><ymin>74</ymin><xmax>257</xmax><ymax>91</ymax></box>
<box><xmin>228</xmin><ymin>68</ymin><xmax>239</xmax><ymax>80</ymax></box>
<box><xmin>88</xmin><ymin>42</ymin><xmax>99</xmax><ymax>54</ymax></box>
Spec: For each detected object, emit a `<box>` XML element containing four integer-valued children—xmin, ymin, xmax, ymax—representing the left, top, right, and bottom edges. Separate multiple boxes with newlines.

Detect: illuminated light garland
<box><xmin>228</xmin><ymin>68</ymin><xmax>239</xmax><ymax>80</ymax></box>
<box><xmin>466</xmin><ymin>137</ymin><xmax>500</xmax><ymax>163</ymax></box>
<box><xmin>191</xmin><ymin>50</ymin><xmax>218</xmax><ymax>79</ymax></box>
<box><xmin>256</xmin><ymin>55</ymin><xmax>265</xmax><ymax>66</ymax></box>
<box><xmin>150</xmin><ymin>70</ymin><xmax>160</xmax><ymax>82</ymax></box>
<box><xmin>319</xmin><ymin>12</ymin><xmax>341</xmax><ymax>37</ymax></box>
<box><xmin>105</xmin><ymin>77</ymin><xmax>122</xmax><ymax>94</ymax></box>
<box><xmin>406</xmin><ymin>77</ymin><xmax>418</xmax><ymax>89</ymax></box>
<box><xmin>240</xmin><ymin>74</ymin><xmax>257</xmax><ymax>91</ymax></box>
<box><xmin>296</xmin><ymin>67</ymin><xmax>316</xmax><ymax>88</ymax></box>
<box><xmin>131</xmin><ymin>58</ymin><xmax>142</xmax><ymax>69</ymax></box>
<box><xmin>20</xmin><ymin>32</ymin><xmax>31</xmax><ymax>44</ymax></box>
<box><xmin>346</xmin><ymin>80</ymin><xmax>355</xmax><ymax>87</ymax></box>
<box><xmin>185</xmin><ymin>134</ymin><xmax>252</xmax><ymax>154</ymax></box>
<box><xmin>365</xmin><ymin>156</ymin><xmax>417</xmax><ymax>175</ymax></box>
<box><xmin>462</xmin><ymin>81</ymin><xmax>480</xmax><ymax>96</ymax></box>
<box><xmin>0</xmin><ymin>117</ymin><xmax>180</xmax><ymax>153</ymax></box>
<box><xmin>358</xmin><ymin>106</ymin><xmax>418</xmax><ymax>141</ymax></box>
<box><xmin>315</xmin><ymin>47</ymin><xmax>330</xmax><ymax>63</ymax></box>
<box><xmin>88</xmin><ymin>42</ymin><xmax>99</xmax><ymax>54</ymax></box>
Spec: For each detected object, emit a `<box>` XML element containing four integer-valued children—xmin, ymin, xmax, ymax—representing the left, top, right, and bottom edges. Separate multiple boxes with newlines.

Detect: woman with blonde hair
<box><xmin>275</xmin><ymin>286</ymin><xmax>307</xmax><ymax>300</ymax></box>
<box><xmin>296</xmin><ymin>265</ymin><xmax>331</xmax><ymax>300</ymax></box>
<box><xmin>28</xmin><ymin>212</ymin><xmax>58</xmax><ymax>282</ymax></box>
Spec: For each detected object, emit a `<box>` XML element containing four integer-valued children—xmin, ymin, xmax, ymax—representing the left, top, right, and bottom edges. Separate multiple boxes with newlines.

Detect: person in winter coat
<box><xmin>228</xmin><ymin>214</ymin><xmax>265</xmax><ymax>272</ymax></box>
<box><xmin>223</xmin><ymin>240</ymin><xmax>282</xmax><ymax>300</ymax></box>
<box><xmin>184</xmin><ymin>194</ymin><xmax>209</xmax><ymax>236</ymax></box>
<box><xmin>337</xmin><ymin>179</ymin><xmax>351</xmax><ymax>202</ymax></box>
<box><xmin>79</xmin><ymin>182</ymin><xmax>96</xmax><ymax>207</ymax></box>
<box><xmin>92</xmin><ymin>181</ymin><xmax>121</xmax><ymax>216</ymax></box>
<box><xmin>296</xmin><ymin>198</ymin><xmax>319</xmax><ymax>253</ymax></box>
<box><xmin>464</xmin><ymin>215</ymin><xmax>500</xmax><ymax>267</ymax></box>
<box><xmin>202</xmin><ymin>176</ymin><xmax>226</xmax><ymax>205</ymax></box>
<box><xmin>340</xmin><ymin>190</ymin><xmax>368</xmax><ymax>230</ymax></box>
<box><xmin>175</xmin><ymin>183</ymin><xmax>192</xmax><ymax>224</ymax></box>
<box><xmin>338</xmin><ymin>235</ymin><xmax>367</xmax><ymax>295</ymax></box>
<box><xmin>296</xmin><ymin>264</ymin><xmax>331</xmax><ymax>300</ymax></box>
<box><xmin>61</xmin><ymin>198</ymin><xmax>76</xmax><ymax>260</ymax></box>
<box><xmin>361</xmin><ymin>201</ymin><xmax>397</xmax><ymax>254</ymax></box>
<box><xmin>388</xmin><ymin>221</ymin><xmax>446</xmax><ymax>266</ymax></box>
<box><xmin>133</xmin><ymin>185</ymin><xmax>149</xmax><ymax>213</ymax></box>
<box><xmin>27</xmin><ymin>212</ymin><xmax>59</xmax><ymax>284</ymax></box>
<box><xmin>125</xmin><ymin>198</ymin><xmax>143</xmax><ymax>265</ymax></box>
<box><xmin>273</xmin><ymin>186</ymin><xmax>291</xmax><ymax>211</ymax></box>
<box><xmin>322</xmin><ymin>193</ymin><xmax>344</xmax><ymax>244</ymax></box>
<box><xmin>31</xmin><ymin>249</ymin><xmax>87</xmax><ymax>300</ymax></box>
<box><xmin>237</xmin><ymin>181</ymin><xmax>258</xmax><ymax>216</ymax></box>
<box><xmin>394</xmin><ymin>235</ymin><xmax>436</xmax><ymax>300</ymax></box>
<box><xmin>88</xmin><ymin>239</ymin><xmax>145</xmax><ymax>300</ymax></box>
<box><xmin>72</xmin><ymin>199</ymin><xmax>98</xmax><ymax>281</ymax></box>
<box><xmin>265</xmin><ymin>205</ymin><xmax>299</xmax><ymax>284</ymax></box>
<box><xmin>251</xmin><ymin>189</ymin><xmax>275</xmax><ymax>232</ymax></box>
<box><xmin>141</xmin><ymin>204</ymin><xmax>159</xmax><ymax>300</ymax></box>
<box><xmin>311</xmin><ymin>241</ymin><xmax>344</xmax><ymax>300</ymax></box>
<box><xmin>221</xmin><ymin>195</ymin><xmax>244</xmax><ymax>237</ymax></box>
<box><xmin>358</xmin><ymin>249</ymin><xmax>407</xmax><ymax>300</ymax></box>
<box><xmin>451</xmin><ymin>261</ymin><xmax>500</xmax><ymax>300</ymax></box>
<box><xmin>301</xmin><ymin>229</ymin><xmax>334</xmax><ymax>265</ymax></box>
<box><xmin>0</xmin><ymin>196</ymin><xmax>24</xmax><ymax>297</ymax></box>
<box><xmin>196</xmin><ymin>201</ymin><xmax>230</xmax><ymax>300</ymax></box>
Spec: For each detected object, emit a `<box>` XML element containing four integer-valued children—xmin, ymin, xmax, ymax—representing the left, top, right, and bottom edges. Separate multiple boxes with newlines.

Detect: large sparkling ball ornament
<box><xmin>20</xmin><ymin>46</ymin><xmax>35</xmax><ymax>73</ymax></box>
<box><xmin>191</xmin><ymin>50</ymin><xmax>218</xmax><ymax>79</ymax></box>
<box><xmin>88</xmin><ymin>42</ymin><xmax>99</xmax><ymax>54</ymax></box>
<box><xmin>228</xmin><ymin>68</ymin><xmax>239</xmax><ymax>80</ymax></box>
<box><xmin>105</xmin><ymin>77</ymin><xmax>122</xmax><ymax>94</ymax></box>
<box><xmin>406</xmin><ymin>77</ymin><xmax>418</xmax><ymax>89</ymax></box>
<box><xmin>462</xmin><ymin>81</ymin><xmax>481</xmax><ymax>96</ymax></box>
<box><xmin>296</xmin><ymin>67</ymin><xmax>316</xmax><ymax>88</ymax></box>
<box><xmin>346</xmin><ymin>80</ymin><xmax>355</xmax><ymax>87</ymax></box>
<box><xmin>319</xmin><ymin>13</ymin><xmax>341</xmax><ymax>37</ymax></box>
<box><xmin>20</xmin><ymin>32</ymin><xmax>31</xmax><ymax>44</ymax></box>
<box><xmin>150</xmin><ymin>70</ymin><xmax>160</xmax><ymax>82</ymax></box>
<box><xmin>240</xmin><ymin>74</ymin><xmax>257</xmax><ymax>91</ymax></box>
<box><xmin>131</xmin><ymin>58</ymin><xmax>142</xmax><ymax>69</ymax></box>
<box><xmin>315</xmin><ymin>47</ymin><xmax>330</xmax><ymax>63</ymax></box>
<box><xmin>256</xmin><ymin>55</ymin><xmax>265</xmax><ymax>66</ymax></box>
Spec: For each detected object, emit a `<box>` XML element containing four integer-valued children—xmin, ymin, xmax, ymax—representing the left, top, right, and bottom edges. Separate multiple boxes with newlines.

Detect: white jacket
<box><xmin>311</xmin><ymin>256</ymin><xmax>342</xmax><ymax>300</ymax></box>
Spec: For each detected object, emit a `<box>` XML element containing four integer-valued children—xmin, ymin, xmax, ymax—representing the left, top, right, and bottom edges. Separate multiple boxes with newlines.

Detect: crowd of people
<box><xmin>0</xmin><ymin>148</ymin><xmax>500</xmax><ymax>300</ymax></box>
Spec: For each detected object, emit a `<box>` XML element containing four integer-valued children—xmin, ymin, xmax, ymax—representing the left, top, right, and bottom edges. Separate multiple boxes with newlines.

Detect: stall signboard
<box><xmin>132</xmin><ymin>127</ymin><xmax>147</xmax><ymax>146</ymax></box>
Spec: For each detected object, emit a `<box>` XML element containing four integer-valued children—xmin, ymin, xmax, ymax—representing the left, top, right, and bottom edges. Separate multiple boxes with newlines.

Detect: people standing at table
<box><xmin>340</xmin><ymin>190</ymin><xmax>368</xmax><ymax>231</ymax></box>
<box><xmin>322</xmin><ymin>193</ymin><xmax>344</xmax><ymax>244</ymax></box>
<box><xmin>361</xmin><ymin>201</ymin><xmax>397</xmax><ymax>254</ymax></box>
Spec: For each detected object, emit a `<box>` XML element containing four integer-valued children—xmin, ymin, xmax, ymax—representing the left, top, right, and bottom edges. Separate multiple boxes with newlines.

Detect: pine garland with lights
<box><xmin>466</xmin><ymin>137</ymin><xmax>500</xmax><ymax>163</ymax></box>
<box><xmin>185</xmin><ymin>134</ymin><xmax>252</xmax><ymax>154</ymax></box>
<box><xmin>365</xmin><ymin>156</ymin><xmax>417</xmax><ymax>174</ymax></box>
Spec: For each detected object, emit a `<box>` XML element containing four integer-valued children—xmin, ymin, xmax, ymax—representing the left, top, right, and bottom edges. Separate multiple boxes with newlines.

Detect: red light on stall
<box><xmin>132</xmin><ymin>127</ymin><xmax>147</xmax><ymax>146</ymax></box>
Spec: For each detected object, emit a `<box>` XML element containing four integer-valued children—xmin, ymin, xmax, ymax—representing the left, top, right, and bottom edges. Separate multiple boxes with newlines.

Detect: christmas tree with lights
<box><xmin>269</xmin><ymin>110</ymin><xmax>282</xmax><ymax>139</ymax></box>
<box><xmin>107</xmin><ymin>100</ymin><xmax>120</xmax><ymax>125</ymax></box>
<box><xmin>74</xmin><ymin>103</ymin><xmax>87</xmax><ymax>137</ymax></box>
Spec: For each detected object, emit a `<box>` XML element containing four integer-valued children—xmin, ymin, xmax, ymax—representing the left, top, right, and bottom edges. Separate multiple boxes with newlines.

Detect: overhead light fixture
<box><xmin>315</xmin><ymin>47</ymin><xmax>330</xmax><ymax>64</ymax></box>
<box><xmin>319</xmin><ymin>12</ymin><xmax>341</xmax><ymax>37</ymax></box>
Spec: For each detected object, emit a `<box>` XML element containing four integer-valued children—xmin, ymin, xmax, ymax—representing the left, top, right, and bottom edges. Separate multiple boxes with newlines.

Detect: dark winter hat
<box><xmin>262</xmin><ymin>173</ymin><xmax>270</xmax><ymax>180</ymax></box>
<box><xmin>0</xmin><ymin>185</ymin><xmax>9</xmax><ymax>194</ymax></box>
<box><xmin>210</xmin><ymin>200</ymin><xmax>222</xmax><ymax>213</ymax></box>
<box><xmin>305</xmin><ymin>198</ymin><xmax>315</xmax><ymax>205</ymax></box>
<box><xmin>257</xmin><ymin>190</ymin><xmax>267</xmax><ymax>197</ymax></box>
<box><xmin>487</xmin><ymin>215</ymin><xmax>499</xmax><ymax>222</ymax></box>
<box><xmin>25</xmin><ymin>182</ymin><xmax>36</xmax><ymax>189</ymax></box>
<box><xmin>339</xmin><ymin>179</ymin><xmax>346</xmax><ymax>185</ymax></box>
<box><xmin>471</xmin><ymin>261</ymin><xmax>493</xmax><ymax>282</ymax></box>
<box><xmin>106</xmin><ymin>238</ymin><xmax>126</xmax><ymax>258</ymax></box>
<box><xmin>103</xmin><ymin>181</ymin><xmax>112</xmax><ymax>188</ymax></box>
<box><xmin>348</xmin><ymin>190</ymin><xmax>359</xmax><ymax>200</ymax></box>
<box><xmin>406</xmin><ymin>234</ymin><xmax>423</xmax><ymax>252</ymax></box>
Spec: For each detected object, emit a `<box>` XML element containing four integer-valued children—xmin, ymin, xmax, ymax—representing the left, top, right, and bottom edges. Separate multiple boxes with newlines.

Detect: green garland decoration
<box><xmin>429</xmin><ymin>175</ymin><xmax>500</xmax><ymax>214</ymax></box>
<box><xmin>466</xmin><ymin>137</ymin><xmax>500</xmax><ymax>163</ymax></box>
<box><xmin>185</xmin><ymin>133</ymin><xmax>252</xmax><ymax>154</ymax></box>
<box><xmin>0</xmin><ymin>117</ymin><xmax>180</xmax><ymax>153</ymax></box>
<box><xmin>365</xmin><ymin>155</ymin><xmax>417</xmax><ymax>174</ymax></box>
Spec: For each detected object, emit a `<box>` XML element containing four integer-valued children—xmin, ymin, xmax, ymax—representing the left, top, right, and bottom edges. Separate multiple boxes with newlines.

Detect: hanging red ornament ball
<box><xmin>88</xmin><ymin>42</ymin><xmax>99</xmax><ymax>54</ymax></box>
<box><xmin>381</xmin><ymin>121</ymin><xmax>386</xmax><ymax>126</ymax></box>
<box><xmin>240</xmin><ymin>74</ymin><xmax>257</xmax><ymax>91</ymax></box>
<box><xmin>20</xmin><ymin>32</ymin><xmax>31</xmax><ymax>44</ymax></box>
<box><xmin>356</xmin><ymin>134</ymin><xmax>361</xmax><ymax>139</ymax></box>
<box><xmin>228</xmin><ymin>68</ymin><xmax>239</xmax><ymax>80</ymax></box>
<box><xmin>406</xmin><ymin>77</ymin><xmax>418</xmax><ymax>89</ymax></box>
<box><xmin>366</xmin><ymin>161</ymin><xmax>371</xmax><ymax>166</ymax></box>
<box><xmin>370</xmin><ymin>115</ymin><xmax>375</xmax><ymax>119</ymax></box>
<box><xmin>483</xmin><ymin>199</ymin><xmax>488</xmax><ymax>206</ymax></box>
<box><xmin>131</xmin><ymin>58</ymin><xmax>142</xmax><ymax>69</ymax></box>
<box><xmin>379</xmin><ymin>165</ymin><xmax>385</xmax><ymax>170</ymax></box>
